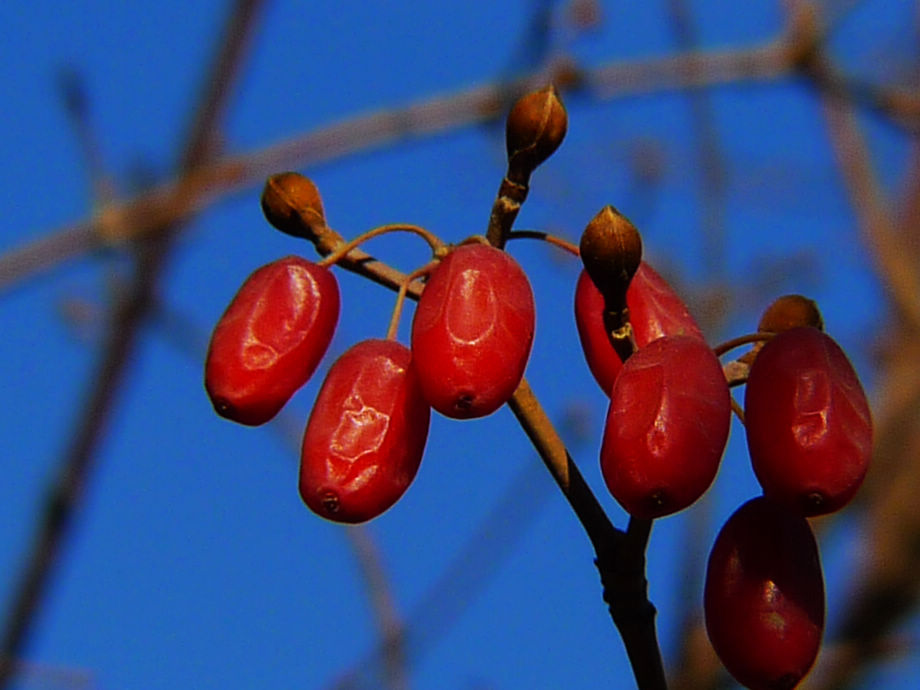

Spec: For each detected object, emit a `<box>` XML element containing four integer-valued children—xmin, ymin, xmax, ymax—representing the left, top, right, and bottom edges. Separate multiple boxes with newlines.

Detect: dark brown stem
<box><xmin>596</xmin><ymin>517</ymin><xmax>667</xmax><ymax>690</ymax></box>
<box><xmin>296</xmin><ymin>215</ymin><xmax>667</xmax><ymax>688</ymax></box>
<box><xmin>505</xmin><ymin>380</ymin><xmax>617</xmax><ymax>548</ymax></box>
<box><xmin>485</xmin><ymin>175</ymin><xmax>530</xmax><ymax>248</ymax></box>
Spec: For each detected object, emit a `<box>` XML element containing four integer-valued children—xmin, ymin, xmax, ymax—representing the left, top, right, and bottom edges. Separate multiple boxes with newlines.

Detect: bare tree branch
<box><xmin>0</xmin><ymin>2</ymin><xmax>266</xmax><ymax>685</ymax></box>
<box><xmin>0</xmin><ymin>24</ymin><xmax>825</xmax><ymax>295</ymax></box>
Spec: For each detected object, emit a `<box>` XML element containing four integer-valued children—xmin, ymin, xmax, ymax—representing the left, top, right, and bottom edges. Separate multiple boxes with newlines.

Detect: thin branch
<box><xmin>806</xmin><ymin>38</ymin><xmax>920</xmax><ymax>335</ymax></box>
<box><xmin>0</xmin><ymin>30</ymin><xmax>808</xmax><ymax>295</ymax></box>
<box><xmin>0</xmin><ymin>3</ymin><xmax>265</xmax><ymax>685</ymax></box>
<box><xmin>294</xmin><ymin>210</ymin><xmax>669</xmax><ymax>686</ymax></box>
<box><xmin>144</xmin><ymin>299</ymin><xmax>410</xmax><ymax>690</ymax></box>
<box><xmin>179</xmin><ymin>0</ymin><xmax>265</xmax><ymax>171</ymax></box>
<box><xmin>343</xmin><ymin>527</ymin><xmax>407</xmax><ymax>690</ymax></box>
<box><xmin>0</xmin><ymin>657</ymin><xmax>97</xmax><ymax>690</ymax></box>
<box><xmin>57</xmin><ymin>66</ymin><xmax>115</xmax><ymax>206</ymax></box>
<box><xmin>0</xmin><ymin>222</ymin><xmax>98</xmax><ymax>294</ymax></box>
<box><xmin>0</xmin><ymin>235</ymin><xmax>169</xmax><ymax>685</ymax></box>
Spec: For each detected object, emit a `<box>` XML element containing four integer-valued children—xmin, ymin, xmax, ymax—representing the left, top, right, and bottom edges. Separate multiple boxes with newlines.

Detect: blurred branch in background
<box><xmin>0</xmin><ymin>0</ymin><xmax>267</xmax><ymax>685</ymax></box>
<box><xmin>672</xmin><ymin>2</ymin><xmax>920</xmax><ymax>688</ymax></box>
<box><xmin>0</xmin><ymin>4</ymin><xmax>855</xmax><ymax>295</ymax></box>
<box><xmin>141</xmin><ymin>295</ymin><xmax>566</xmax><ymax>690</ymax></box>
<box><xmin>3</xmin><ymin>0</ymin><xmax>920</xmax><ymax>688</ymax></box>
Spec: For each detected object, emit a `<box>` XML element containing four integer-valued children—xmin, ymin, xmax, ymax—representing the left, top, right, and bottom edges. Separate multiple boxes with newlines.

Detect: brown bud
<box><xmin>758</xmin><ymin>294</ymin><xmax>824</xmax><ymax>333</ymax></box>
<box><xmin>261</xmin><ymin>172</ymin><xmax>326</xmax><ymax>240</ymax></box>
<box><xmin>579</xmin><ymin>206</ymin><xmax>642</xmax><ymax>306</ymax></box>
<box><xmin>506</xmin><ymin>85</ymin><xmax>567</xmax><ymax>179</ymax></box>
<box><xmin>740</xmin><ymin>294</ymin><xmax>825</xmax><ymax>366</ymax></box>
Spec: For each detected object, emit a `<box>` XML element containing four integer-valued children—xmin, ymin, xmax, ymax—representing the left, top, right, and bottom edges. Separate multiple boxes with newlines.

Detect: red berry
<box><xmin>600</xmin><ymin>335</ymin><xmax>729</xmax><ymax>519</ymax></box>
<box><xmin>705</xmin><ymin>497</ymin><xmax>825</xmax><ymax>690</ymax></box>
<box><xmin>574</xmin><ymin>262</ymin><xmax>704</xmax><ymax>395</ymax></box>
<box><xmin>744</xmin><ymin>327</ymin><xmax>872</xmax><ymax>516</ymax></box>
<box><xmin>205</xmin><ymin>256</ymin><xmax>339</xmax><ymax>426</ymax></box>
<box><xmin>299</xmin><ymin>339</ymin><xmax>430</xmax><ymax>523</ymax></box>
<box><xmin>411</xmin><ymin>244</ymin><xmax>535</xmax><ymax>418</ymax></box>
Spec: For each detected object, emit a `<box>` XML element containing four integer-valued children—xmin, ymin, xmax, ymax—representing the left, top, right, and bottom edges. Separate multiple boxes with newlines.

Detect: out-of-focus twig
<box><xmin>811</xmin><ymin>65</ymin><xmax>920</xmax><ymax>334</ymax></box>
<box><xmin>662</xmin><ymin>1</ymin><xmax>731</xmax><ymax>687</ymax></box>
<box><xmin>0</xmin><ymin>1</ymin><xmax>266</xmax><ymax>685</ymax></box>
<box><xmin>798</xmin><ymin>34</ymin><xmax>920</xmax><ymax>690</ymax></box>
<box><xmin>141</xmin><ymin>297</ymin><xmax>410</xmax><ymax>690</ymax></box>
<box><xmin>0</xmin><ymin>657</ymin><xmax>97</xmax><ymax>690</ymax></box>
<box><xmin>58</xmin><ymin>66</ymin><xmax>115</xmax><ymax>206</ymax></box>
<box><xmin>1</xmin><ymin>12</ymin><xmax>876</xmax><ymax>296</ymax></box>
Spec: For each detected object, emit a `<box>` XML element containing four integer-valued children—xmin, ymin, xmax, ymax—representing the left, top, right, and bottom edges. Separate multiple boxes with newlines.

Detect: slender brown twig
<box><xmin>0</xmin><ymin>14</ymin><xmax>868</xmax><ymax>296</ymax></box>
<box><xmin>795</xmin><ymin>10</ymin><xmax>920</xmax><ymax>688</ymax></box>
<box><xmin>0</xmin><ymin>1</ymin><xmax>267</xmax><ymax>685</ymax></box>
<box><xmin>288</xmin><ymin>195</ymin><xmax>668</xmax><ymax>686</ymax></box>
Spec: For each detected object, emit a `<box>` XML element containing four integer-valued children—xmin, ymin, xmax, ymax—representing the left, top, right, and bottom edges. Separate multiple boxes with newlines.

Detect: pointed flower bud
<box><xmin>579</xmin><ymin>205</ymin><xmax>642</xmax><ymax>308</ymax></box>
<box><xmin>506</xmin><ymin>85</ymin><xmax>567</xmax><ymax>179</ymax></box>
<box><xmin>580</xmin><ymin>206</ymin><xmax>643</xmax><ymax>361</ymax></box>
<box><xmin>261</xmin><ymin>172</ymin><xmax>327</xmax><ymax>240</ymax></box>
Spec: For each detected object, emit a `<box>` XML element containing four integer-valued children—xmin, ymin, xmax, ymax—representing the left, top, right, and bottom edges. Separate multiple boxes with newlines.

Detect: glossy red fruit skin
<box><xmin>411</xmin><ymin>244</ymin><xmax>536</xmax><ymax>419</ymax></box>
<box><xmin>574</xmin><ymin>262</ymin><xmax>704</xmax><ymax>396</ymax></box>
<box><xmin>600</xmin><ymin>335</ymin><xmax>730</xmax><ymax>519</ymax></box>
<box><xmin>205</xmin><ymin>256</ymin><xmax>339</xmax><ymax>426</ymax></box>
<box><xmin>705</xmin><ymin>497</ymin><xmax>825</xmax><ymax>690</ymax></box>
<box><xmin>299</xmin><ymin>339</ymin><xmax>430</xmax><ymax>523</ymax></box>
<box><xmin>744</xmin><ymin>326</ymin><xmax>872</xmax><ymax>516</ymax></box>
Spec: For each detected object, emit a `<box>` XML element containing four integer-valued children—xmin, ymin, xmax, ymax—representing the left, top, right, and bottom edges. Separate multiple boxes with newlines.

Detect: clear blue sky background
<box><xmin>1</xmin><ymin>1</ymin><xmax>916</xmax><ymax>688</ymax></box>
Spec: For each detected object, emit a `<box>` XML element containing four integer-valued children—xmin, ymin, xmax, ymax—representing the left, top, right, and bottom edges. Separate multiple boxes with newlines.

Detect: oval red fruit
<box><xmin>600</xmin><ymin>335</ymin><xmax>729</xmax><ymax>519</ymax></box>
<box><xmin>744</xmin><ymin>326</ymin><xmax>872</xmax><ymax>516</ymax></box>
<box><xmin>299</xmin><ymin>339</ymin><xmax>430</xmax><ymax>523</ymax></box>
<box><xmin>705</xmin><ymin>497</ymin><xmax>825</xmax><ymax>690</ymax></box>
<box><xmin>205</xmin><ymin>256</ymin><xmax>339</xmax><ymax>426</ymax></box>
<box><xmin>411</xmin><ymin>244</ymin><xmax>536</xmax><ymax>418</ymax></box>
<box><xmin>574</xmin><ymin>262</ymin><xmax>704</xmax><ymax>395</ymax></box>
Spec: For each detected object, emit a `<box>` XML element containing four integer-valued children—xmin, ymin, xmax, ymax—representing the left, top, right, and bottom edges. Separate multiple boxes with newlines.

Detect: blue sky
<box><xmin>1</xmin><ymin>1</ymin><xmax>916</xmax><ymax>688</ymax></box>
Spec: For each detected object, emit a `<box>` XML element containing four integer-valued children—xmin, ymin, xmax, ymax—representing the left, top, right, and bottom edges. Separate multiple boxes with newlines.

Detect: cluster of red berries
<box><xmin>706</xmin><ymin>309</ymin><xmax>871</xmax><ymax>689</ymax></box>
<box><xmin>204</xmin><ymin>238</ymin><xmax>536</xmax><ymax>523</ymax></box>
<box><xmin>206</xmin><ymin>86</ymin><xmax>563</xmax><ymax>523</ymax></box>
<box><xmin>576</xmin><ymin>205</ymin><xmax>872</xmax><ymax>688</ymax></box>
<box><xmin>204</xmin><ymin>85</ymin><xmax>873</xmax><ymax>689</ymax></box>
